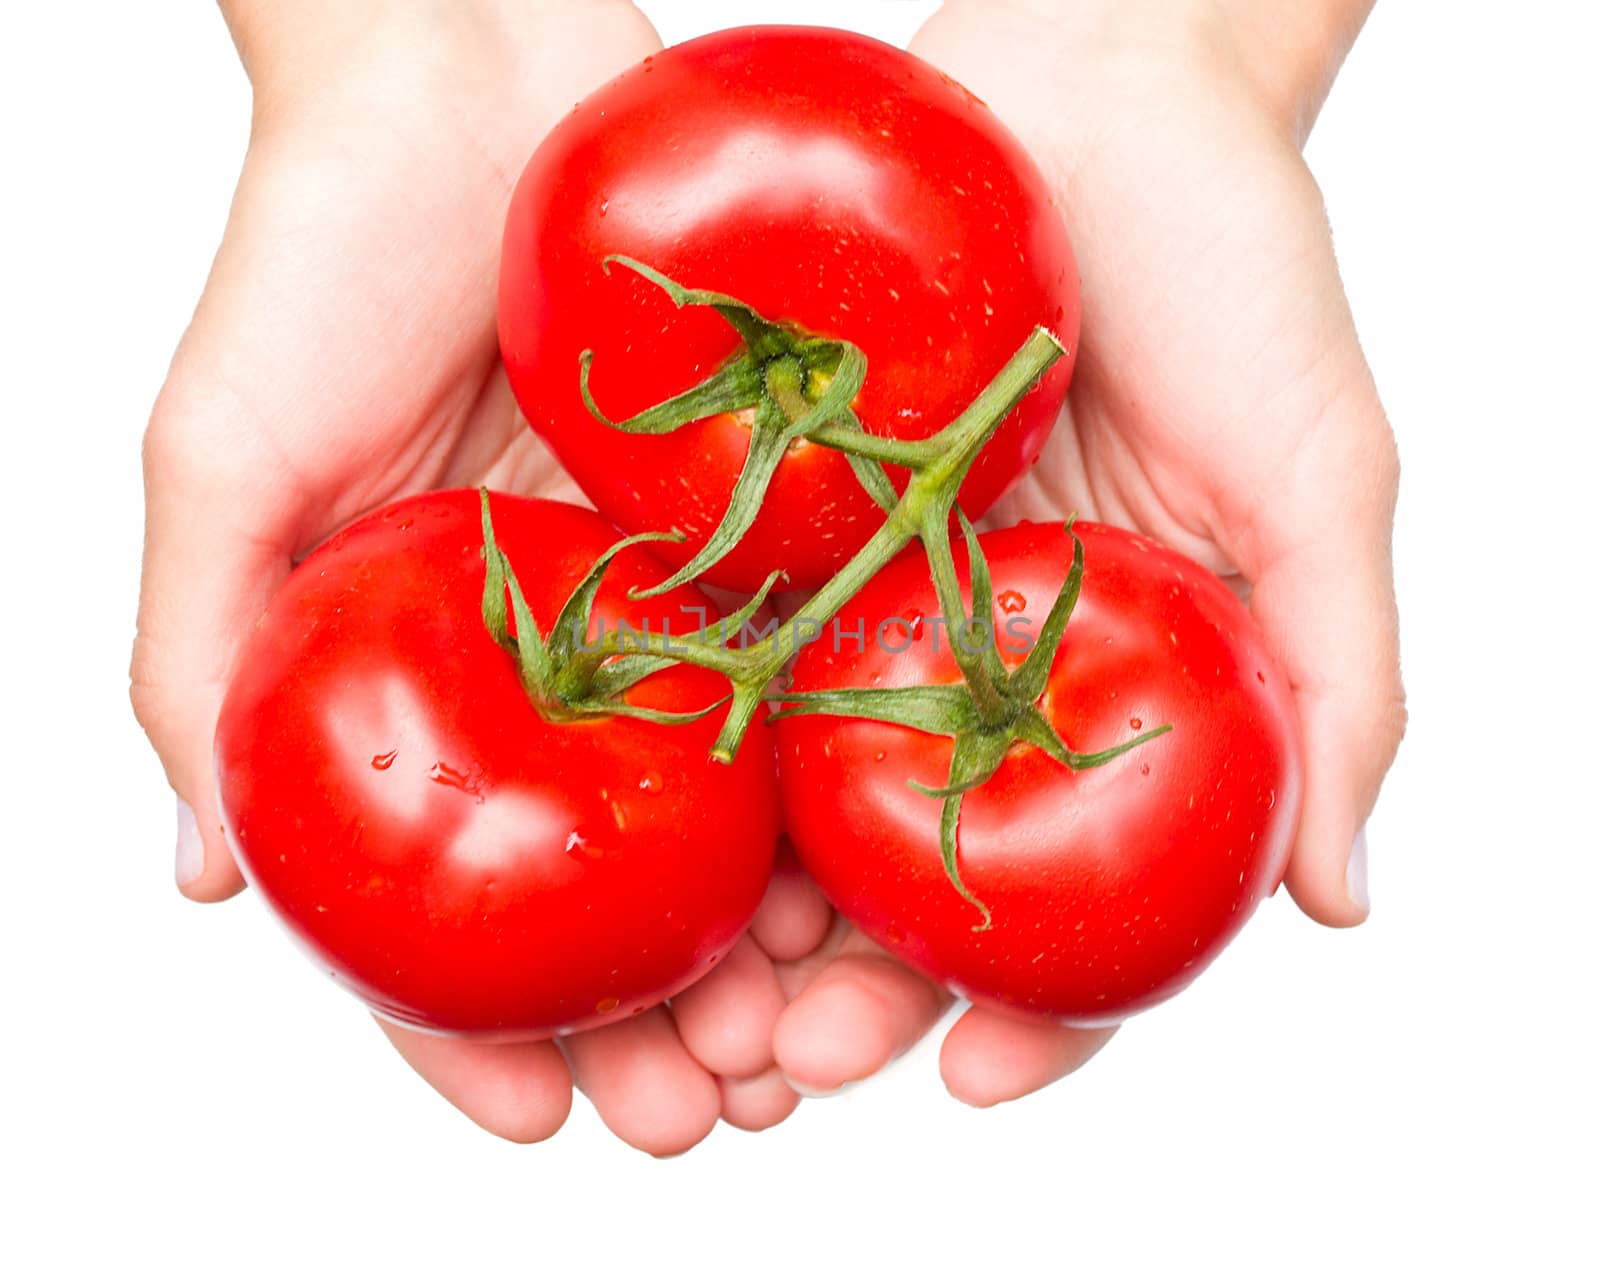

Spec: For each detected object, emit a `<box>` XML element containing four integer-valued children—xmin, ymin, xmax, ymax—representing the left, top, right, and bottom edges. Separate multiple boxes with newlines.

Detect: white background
<box><xmin>3</xmin><ymin>1</ymin><xmax>1597</xmax><ymax>1256</ymax></box>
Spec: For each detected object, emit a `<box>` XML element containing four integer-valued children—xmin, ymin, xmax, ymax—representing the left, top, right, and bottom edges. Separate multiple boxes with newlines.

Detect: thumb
<box><xmin>1239</xmin><ymin>379</ymin><xmax>1405</xmax><ymax>926</ymax></box>
<box><xmin>133</xmin><ymin>390</ymin><xmax>297</xmax><ymax>901</ymax></box>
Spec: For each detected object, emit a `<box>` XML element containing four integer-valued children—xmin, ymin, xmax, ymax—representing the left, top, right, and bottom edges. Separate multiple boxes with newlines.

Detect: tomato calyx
<box><xmin>477</xmin><ymin>489</ymin><xmax>729</xmax><ymax>726</ymax></box>
<box><xmin>776</xmin><ymin>515</ymin><xmax>1172</xmax><ymax>931</ymax></box>
<box><xmin>577</xmin><ymin>256</ymin><xmax>903</xmax><ymax>595</ymax></box>
<box><xmin>501</xmin><ymin>317</ymin><xmax>1069</xmax><ymax>763</ymax></box>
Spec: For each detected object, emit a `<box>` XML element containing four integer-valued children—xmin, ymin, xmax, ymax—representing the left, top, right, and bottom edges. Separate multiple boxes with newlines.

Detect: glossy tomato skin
<box><xmin>499</xmin><ymin>26</ymin><xmax>1079</xmax><ymax>592</ymax></box>
<box><xmin>214</xmin><ymin>491</ymin><xmax>778</xmax><ymax>1039</ymax></box>
<box><xmin>778</xmin><ymin>522</ymin><xmax>1302</xmax><ymax>1025</ymax></box>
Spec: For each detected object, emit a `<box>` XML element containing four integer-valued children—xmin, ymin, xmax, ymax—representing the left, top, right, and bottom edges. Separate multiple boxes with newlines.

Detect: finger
<box><xmin>747</xmin><ymin>842</ymin><xmax>834</xmax><ymax>962</ymax></box>
<box><xmin>719</xmin><ymin>1066</ymin><xmax>801</xmax><ymax>1133</ymax></box>
<box><xmin>562</xmin><ymin>1008</ymin><xmax>721</xmax><ymax>1157</ymax></box>
<box><xmin>772</xmin><ymin>913</ymin><xmax>851</xmax><ymax>1000</ymax></box>
<box><xmin>379</xmin><ymin>1019</ymin><xmax>572</xmax><ymax>1144</ymax></box>
<box><xmin>669</xmin><ymin>935</ymin><xmax>787</xmax><ymax>1080</ymax></box>
<box><xmin>772</xmin><ymin>928</ymin><xmax>950</xmax><ymax>1094</ymax></box>
<box><xmin>939</xmin><ymin>1007</ymin><xmax>1117</xmax><ymax>1107</ymax></box>
<box><xmin>1241</xmin><ymin>383</ymin><xmax>1404</xmax><ymax>927</ymax></box>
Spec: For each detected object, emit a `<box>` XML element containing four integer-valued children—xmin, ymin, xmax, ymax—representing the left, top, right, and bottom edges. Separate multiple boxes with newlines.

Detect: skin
<box><xmin>133</xmin><ymin>0</ymin><xmax>1402</xmax><ymax>1146</ymax></box>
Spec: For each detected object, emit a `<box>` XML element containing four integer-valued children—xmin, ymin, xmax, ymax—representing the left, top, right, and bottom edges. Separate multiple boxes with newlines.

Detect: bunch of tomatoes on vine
<box><xmin>215</xmin><ymin>29</ymin><xmax>1301</xmax><ymax>1052</ymax></box>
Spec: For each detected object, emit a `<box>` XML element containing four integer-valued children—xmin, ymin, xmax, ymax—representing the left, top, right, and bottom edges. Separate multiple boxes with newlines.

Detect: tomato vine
<box><xmin>480</xmin><ymin>262</ymin><xmax>1170</xmax><ymax>922</ymax></box>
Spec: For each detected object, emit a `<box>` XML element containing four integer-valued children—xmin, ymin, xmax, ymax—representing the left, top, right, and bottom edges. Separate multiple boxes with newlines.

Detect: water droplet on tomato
<box><xmin>638</xmin><ymin>771</ymin><xmax>662</xmax><ymax>795</ymax></box>
<box><xmin>1129</xmin><ymin>717</ymin><xmax>1143</xmax><ymax>731</ymax></box>
<box><xmin>886</xmin><ymin>924</ymin><xmax>907</xmax><ymax>945</ymax></box>
<box><xmin>998</xmin><ymin>589</ymin><xmax>1027</xmax><ymax>613</ymax></box>
<box><xmin>371</xmin><ymin>749</ymin><xmax>397</xmax><ymax>770</ymax></box>
<box><xmin>1257</xmin><ymin>671</ymin><xmax>1267</xmax><ymax>684</ymax></box>
<box><xmin>598</xmin><ymin>199</ymin><xmax>609</xmax><ymax>217</ymax></box>
<box><xmin>906</xmin><ymin>610</ymin><xmax>927</xmax><ymax>641</ymax></box>
<box><xmin>565</xmin><ymin>829</ymin><xmax>606</xmax><ymax>859</ymax></box>
<box><xmin>595</xmin><ymin>996</ymin><xmax>620</xmax><ymax>1014</ymax></box>
<box><xmin>874</xmin><ymin>750</ymin><xmax>886</xmax><ymax>763</ymax></box>
<box><xmin>425</xmin><ymin>764</ymin><xmax>473</xmax><ymax>793</ymax></box>
<box><xmin>1140</xmin><ymin>764</ymin><xmax>1151</xmax><ymax>777</ymax></box>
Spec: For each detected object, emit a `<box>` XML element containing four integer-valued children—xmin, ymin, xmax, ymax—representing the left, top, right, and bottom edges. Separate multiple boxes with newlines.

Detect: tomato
<box><xmin>776</xmin><ymin>521</ymin><xmax>1302</xmax><ymax>1024</ymax></box>
<box><xmin>499</xmin><ymin>25</ymin><xmax>1079</xmax><ymax>592</ymax></box>
<box><xmin>214</xmin><ymin>491</ymin><xmax>779</xmax><ymax>1038</ymax></box>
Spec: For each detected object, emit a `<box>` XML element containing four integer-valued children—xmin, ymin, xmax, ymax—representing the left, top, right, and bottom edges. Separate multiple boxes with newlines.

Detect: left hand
<box><xmin>770</xmin><ymin>0</ymin><xmax>1404</xmax><ymax>1106</ymax></box>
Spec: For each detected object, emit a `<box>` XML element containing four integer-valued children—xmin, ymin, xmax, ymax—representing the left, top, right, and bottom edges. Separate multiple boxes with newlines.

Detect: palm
<box><xmin>199</xmin><ymin>72</ymin><xmax>605</xmax><ymax>563</ymax></box>
<box><xmin>923</xmin><ymin>24</ymin><xmax>1357</xmax><ymax>580</ymax></box>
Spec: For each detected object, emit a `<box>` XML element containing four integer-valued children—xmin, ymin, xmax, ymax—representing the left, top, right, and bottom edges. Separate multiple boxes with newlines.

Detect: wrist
<box><xmin>219</xmin><ymin>0</ymin><xmax>642</xmax><ymax>122</ymax></box>
<box><xmin>220</xmin><ymin>0</ymin><xmax>423</xmax><ymax>88</ymax></box>
<box><xmin>933</xmin><ymin>0</ymin><xmax>1372</xmax><ymax>140</ymax></box>
<box><xmin>1215</xmin><ymin>0</ymin><xmax>1374</xmax><ymax>135</ymax></box>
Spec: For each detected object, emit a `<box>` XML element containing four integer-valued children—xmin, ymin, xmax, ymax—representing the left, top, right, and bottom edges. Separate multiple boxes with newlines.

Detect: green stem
<box><xmin>918</xmin><ymin>511</ymin><xmax>1013</xmax><ymax>726</ymax></box>
<box><xmin>809</xmin><ymin>422</ymin><xmax>935</xmax><ymax>468</ymax></box>
<box><xmin>923</xmin><ymin>328</ymin><xmax>1065</xmax><ymax>478</ymax></box>
<box><xmin>764</xmin><ymin>354</ymin><xmax>809</xmax><ymax>422</ymax></box>
<box><xmin>702</xmin><ymin>326</ymin><xmax>1065</xmax><ymax>758</ymax></box>
<box><xmin>520</xmin><ymin>326</ymin><xmax>1066</xmax><ymax>756</ymax></box>
<box><xmin>567</xmin><ymin>623</ymin><xmax>749</xmax><ymax>680</ymax></box>
<box><xmin>706</xmin><ymin>497</ymin><xmax>923</xmax><ymax>756</ymax></box>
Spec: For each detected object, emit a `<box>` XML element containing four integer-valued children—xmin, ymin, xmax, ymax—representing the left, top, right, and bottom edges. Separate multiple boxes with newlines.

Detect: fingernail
<box><xmin>176</xmin><ymin>797</ymin><xmax>205</xmax><ymax>887</ymax></box>
<box><xmin>1345</xmin><ymin>825</ymin><xmax>1369</xmax><ymax>914</ymax></box>
<box><xmin>781</xmin><ymin>1071</ymin><xmax>842</xmax><ymax>1099</ymax></box>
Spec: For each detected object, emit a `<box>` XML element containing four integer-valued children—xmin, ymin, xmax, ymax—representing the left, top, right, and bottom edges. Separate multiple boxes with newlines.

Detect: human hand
<box><xmin>771</xmin><ymin>0</ymin><xmax>1404</xmax><ymax>1104</ymax></box>
<box><xmin>132</xmin><ymin>0</ymin><xmax>836</xmax><ymax>1152</ymax></box>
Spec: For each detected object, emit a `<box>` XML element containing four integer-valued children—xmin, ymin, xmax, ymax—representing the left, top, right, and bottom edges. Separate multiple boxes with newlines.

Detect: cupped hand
<box><xmin>772</xmin><ymin>0</ymin><xmax>1404</xmax><ymax>1105</ymax></box>
<box><xmin>132</xmin><ymin>0</ymin><xmax>842</xmax><ymax>1153</ymax></box>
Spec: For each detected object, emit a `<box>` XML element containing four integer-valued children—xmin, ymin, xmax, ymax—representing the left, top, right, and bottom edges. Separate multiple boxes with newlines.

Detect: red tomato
<box><xmin>777</xmin><ymin>522</ymin><xmax>1302</xmax><ymax>1024</ymax></box>
<box><xmin>499</xmin><ymin>25</ymin><xmax>1079</xmax><ymax>592</ymax></box>
<box><xmin>214</xmin><ymin>491</ymin><xmax>778</xmax><ymax>1038</ymax></box>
